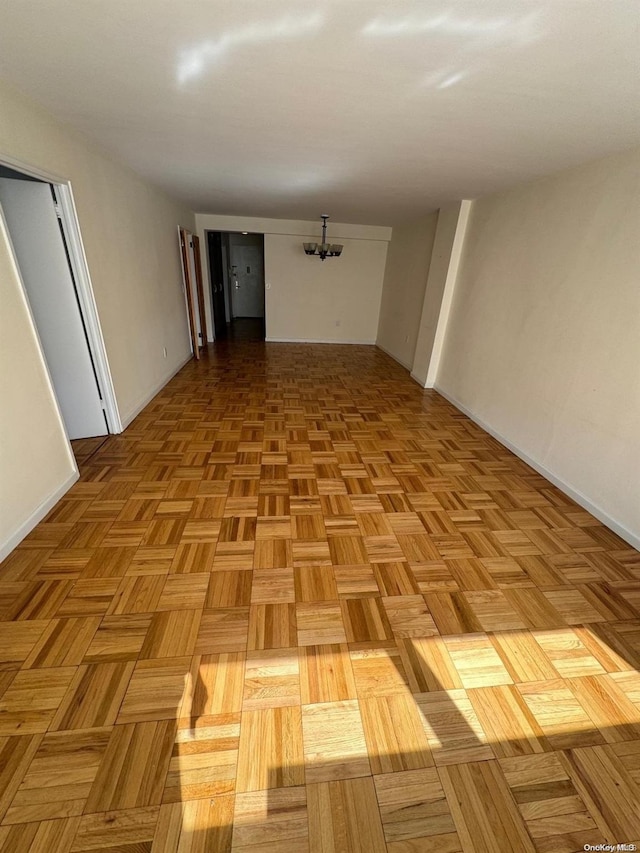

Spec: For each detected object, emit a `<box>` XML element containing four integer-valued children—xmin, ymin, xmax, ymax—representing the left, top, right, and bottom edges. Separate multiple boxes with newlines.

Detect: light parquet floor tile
<box><xmin>374</xmin><ymin>767</ymin><xmax>459</xmax><ymax>848</ymax></box>
<box><xmin>299</xmin><ymin>643</ymin><xmax>357</xmax><ymax>704</ymax></box>
<box><xmin>1</xmin><ymin>342</ymin><xmax>639</xmax><ymax>851</ymax></box>
<box><xmin>195</xmin><ymin>607</ymin><xmax>249</xmax><ymax>654</ymax></box>
<box><xmin>85</xmin><ymin>719</ymin><xmax>176</xmax><ymax>812</ymax></box>
<box><xmin>382</xmin><ymin>594</ymin><xmax>438</xmax><ymax>638</ymax></box>
<box><xmin>3</xmin><ymin>728</ymin><xmax>111</xmax><ymax>825</ymax></box>
<box><xmin>0</xmin><ymin>735</ymin><xmax>44</xmax><ymax>824</ymax></box>
<box><xmin>106</xmin><ymin>573</ymin><xmax>164</xmax><ymax>616</ymax></box>
<box><xmin>247</xmin><ymin>603</ymin><xmax>297</xmax><ymax>650</ymax></box>
<box><xmin>157</xmin><ymin>573</ymin><xmax>209</xmax><ymax>611</ymax></box>
<box><xmin>341</xmin><ymin>597</ymin><xmax>393</xmax><ymax>642</ymax></box>
<box><xmin>71</xmin><ymin>806</ymin><xmax>159</xmax><ymax>852</ymax></box>
<box><xmin>243</xmin><ymin>647</ymin><xmax>301</xmax><ymax>709</ymax></box>
<box><xmin>51</xmin><ymin>661</ymin><xmax>135</xmax><ymax>730</ymax></box>
<box><xmin>296</xmin><ymin>601</ymin><xmax>347</xmax><ymax>646</ymax></box>
<box><xmin>360</xmin><ymin>693</ymin><xmax>433</xmax><ymax>773</ymax></box>
<box><xmin>155</xmin><ymin>797</ymin><xmax>234</xmax><ymax>853</ymax></box>
<box><xmin>302</xmin><ymin>700</ymin><xmax>371</xmax><ymax>784</ymax></box>
<box><xmin>249</xmin><ymin>566</ymin><xmax>294</xmax><ymax>604</ymax></box>
<box><xmin>414</xmin><ymin>689</ymin><xmax>494</xmax><ymax>767</ymax></box>
<box><xmin>81</xmin><ymin>613</ymin><xmax>153</xmax><ymax>663</ymax></box>
<box><xmin>232</xmin><ymin>786</ymin><xmax>307</xmax><ymax>852</ymax></box>
<box><xmin>500</xmin><ymin>751</ymin><xmax>605</xmax><ymax>851</ymax></box>
<box><xmin>163</xmin><ymin>713</ymin><xmax>240</xmax><ymax>803</ymax></box>
<box><xmin>350</xmin><ymin>642</ymin><xmax>411</xmax><ymax>698</ymax></box>
<box><xmin>236</xmin><ymin>706</ymin><xmax>304</xmax><ymax>792</ymax></box>
<box><xmin>517</xmin><ymin>680</ymin><xmax>607</xmax><ymax>751</ymax></box>
<box><xmin>397</xmin><ymin>635</ymin><xmax>463</xmax><ymax>692</ymax></box>
<box><xmin>468</xmin><ymin>684</ymin><xmax>549</xmax><ymax>758</ymax></box>
<box><xmin>0</xmin><ymin>816</ymin><xmax>81</xmax><ymax>853</ymax></box>
<box><xmin>207</xmin><ymin>569</ymin><xmax>253</xmax><ymax>608</ymax></box>
<box><xmin>439</xmin><ymin>760</ymin><xmax>536</xmax><ymax>852</ymax></box>
<box><xmin>444</xmin><ymin>633</ymin><xmax>513</xmax><ymax>688</ymax></box>
<box><xmin>138</xmin><ymin>609</ymin><xmax>202</xmax><ymax>659</ymax></box>
<box><xmin>561</xmin><ymin>745</ymin><xmax>640</xmax><ymax>842</ymax></box>
<box><xmin>532</xmin><ymin>628</ymin><xmax>608</xmax><ymax>679</ymax></box>
<box><xmin>22</xmin><ymin>617</ymin><xmax>101</xmax><ymax>669</ymax></box>
<box><xmin>308</xmin><ymin>777</ymin><xmax>387</xmax><ymax>853</ymax></box>
<box><xmin>489</xmin><ymin>629</ymin><xmax>558</xmax><ymax>683</ymax></box>
<box><xmin>463</xmin><ymin>590</ymin><xmax>527</xmax><ymax>632</ymax></box>
<box><xmin>0</xmin><ymin>621</ymin><xmax>50</xmax><ymax>668</ymax></box>
<box><xmin>116</xmin><ymin>657</ymin><xmax>192</xmax><ymax>724</ymax></box>
<box><xmin>542</xmin><ymin>589</ymin><xmax>607</xmax><ymax>625</ymax></box>
<box><xmin>0</xmin><ymin>668</ymin><xmax>77</xmax><ymax>735</ymax></box>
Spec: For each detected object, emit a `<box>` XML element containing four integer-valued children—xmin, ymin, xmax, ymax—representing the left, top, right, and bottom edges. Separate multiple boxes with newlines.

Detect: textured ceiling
<box><xmin>1</xmin><ymin>0</ymin><xmax>639</xmax><ymax>224</ymax></box>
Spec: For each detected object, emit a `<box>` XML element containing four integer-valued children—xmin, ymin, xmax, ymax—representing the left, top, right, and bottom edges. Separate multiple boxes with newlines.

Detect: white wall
<box><xmin>437</xmin><ymin>146</ymin><xmax>640</xmax><ymax>546</ymax></box>
<box><xmin>196</xmin><ymin>215</ymin><xmax>391</xmax><ymax>343</ymax></box>
<box><xmin>0</xmin><ymin>80</ymin><xmax>195</xmax><ymax>558</ymax></box>
<box><xmin>376</xmin><ymin>212</ymin><xmax>438</xmax><ymax>368</ymax></box>
<box><xmin>0</xmin><ymin>215</ymin><xmax>77</xmax><ymax>559</ymax></box>
<box><xmin>0</xmin><ymin>81</ymin><xmax>195</xmax><ymax>425</ymax></box>
<box><xmin>411</xmin><ymin>202</ymin><xmax>469</xmax><ymax>386</ymax></box>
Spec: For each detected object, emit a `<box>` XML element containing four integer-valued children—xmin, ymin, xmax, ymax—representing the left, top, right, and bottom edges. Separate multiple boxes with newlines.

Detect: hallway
<box><xmin>0</xmin><ymin>342</ymin><xmax>639</xmax><ymax>852</ymax></box>
<box><xmin>223</xmin><ymin>317</ymin><xmax>265</xmax><ymax>342</ymax></box>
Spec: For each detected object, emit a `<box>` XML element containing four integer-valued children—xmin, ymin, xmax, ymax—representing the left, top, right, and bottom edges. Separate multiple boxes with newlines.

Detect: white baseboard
<box><xmin>119</xmin><ymin>353</ymin><xmax>193</xmax><ymax>430</ymax></box>
<box><xmin>375</xmin><ymin>342</ymin><xmax>413</xmax><ymax>372</ymax></box>
<box><xmin>0</xmin><ymin>471</ymin><xmax>79</xmax><ymax>562</ymax></box>
<box><xmin>410</xmin><ymin>371</ymin><xmax>428</xmax><ymax>387</ymax></box>
<box><xmin>434</xmin><ymin>384</ymin><xmax>640</xmax><ymax>551</ymax></box>
<box><xmin>266</xmin><ymin>337</ymin><xmax>376</xmax><ymax>345</ymax></box>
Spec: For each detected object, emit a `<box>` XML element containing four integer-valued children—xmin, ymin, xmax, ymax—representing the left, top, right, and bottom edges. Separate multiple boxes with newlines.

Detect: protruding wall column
<box><xmin>411</xmin><ymin>199</ymin><xmax>473</xmax><ymax>387</ymax></box>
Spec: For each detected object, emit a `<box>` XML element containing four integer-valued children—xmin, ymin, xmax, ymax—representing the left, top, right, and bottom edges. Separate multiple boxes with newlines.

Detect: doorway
<box><xmin>0</xmin><ymin>162</ymin><xmax>119</xmax><ymax>462</ymax></box>
<box><xmin>178</xmin><ymin>227</ymin><xmax>208</xmax><ymax>360</ymax></box>
<box><xmin>206</xmin><ymin>231</ymin><xmax>265</xmax><ymax>341</ymax></box>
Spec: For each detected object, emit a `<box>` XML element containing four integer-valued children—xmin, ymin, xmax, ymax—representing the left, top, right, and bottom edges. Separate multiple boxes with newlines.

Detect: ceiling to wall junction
<box><xmin>0</xmin><ymin>0</ymin><xmax>638</xmax><ymax>224</ymax></box>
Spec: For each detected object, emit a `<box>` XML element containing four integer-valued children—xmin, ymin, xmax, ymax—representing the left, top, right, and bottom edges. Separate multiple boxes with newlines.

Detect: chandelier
<box><xmin>303</xmin><ymin>215</ymin><xmax>343</xmax><ymax>261</ymax></box>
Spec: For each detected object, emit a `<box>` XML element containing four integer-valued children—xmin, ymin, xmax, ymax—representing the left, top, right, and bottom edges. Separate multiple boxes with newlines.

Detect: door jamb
<box><xmin>0</xmin><ymin>152</ymin><xmax>122</xmax><ymax>433</ymax></box>
<box><xmin>179</xmin><ymin>227</ymin><xmax>200</xmax><ymax>359</ymax></box>
<box><xmin>191</xmin><ymin>234</ymin><xmax>208</xmax><ymax>347</ymax></box>
<box><xmin>56</xmin><ymin>183</ymin><xmax>121</xmax><ymax>432</ymax></box>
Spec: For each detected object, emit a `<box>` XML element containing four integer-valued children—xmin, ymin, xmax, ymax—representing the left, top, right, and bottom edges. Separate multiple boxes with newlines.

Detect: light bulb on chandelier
<box><xmin>303</xmin><ymin>215</ymin><xmax>343</xmax><ymax>261</ymax></box>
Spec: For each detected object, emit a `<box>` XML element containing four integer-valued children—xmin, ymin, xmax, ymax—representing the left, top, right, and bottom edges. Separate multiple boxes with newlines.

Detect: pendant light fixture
<box><xmin>303</xmin><ymin>215</ymin><xmax>343</xmax><ymax>261</ymax></box>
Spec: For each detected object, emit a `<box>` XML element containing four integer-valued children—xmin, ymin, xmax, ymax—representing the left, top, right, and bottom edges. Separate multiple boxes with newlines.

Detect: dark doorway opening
<box><xmin>206</xmin><ymin>230</ymin><xmax>265</xmax><ymax>342</ymax></box>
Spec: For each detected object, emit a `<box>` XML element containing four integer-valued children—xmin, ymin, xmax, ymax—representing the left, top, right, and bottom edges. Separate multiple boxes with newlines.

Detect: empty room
<box><xmin>0</xmin><ymin>2</ymin><xmax>639</xmax><ymax>852</ymax></box>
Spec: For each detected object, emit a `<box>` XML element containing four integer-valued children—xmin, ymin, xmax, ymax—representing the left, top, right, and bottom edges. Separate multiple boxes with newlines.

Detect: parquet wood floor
<box><xmin>1</xmin><ymin>341</ymin><xmax>640</xmax><ymax>852</ymax></box>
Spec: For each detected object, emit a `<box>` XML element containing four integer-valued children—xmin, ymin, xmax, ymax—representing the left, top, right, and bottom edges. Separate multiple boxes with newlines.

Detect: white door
<box><xmin>231</xmin><ymin>243</ymin><xmax>264</xmax><ymax>317</ymax></box>
<box><xmin>0</xmin><ymin>179</ymin><xmax>107</xmax><ymax>439</ymax></box>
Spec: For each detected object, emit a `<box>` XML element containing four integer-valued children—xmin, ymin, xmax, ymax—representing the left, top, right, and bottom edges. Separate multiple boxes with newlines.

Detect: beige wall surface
<box><xmin>376</xmin><ymin>212</ymin><xmax>438</xmax><ymax>368</ymax></box>
<box><xmin>0</xmin><ymin>80</ymin><xmax>195</xmax><ymax>557</ymax></box>
<box><xmin>0</xmin><ymin>81</ymin><xmax>195</xmax><ymax>426</ymax></box>
<box><xmin>0</xmin><ymin>216</ymin><xmax>77</xmax><ymax>557</ymax></box>
<box><xmin>411</xmin><ymin>203</ymin><xmax>465</xmax><ymax>385</ymax></box>
<box><xmin>437</xmin><ymin>147</ymin><xmax>640</xmax><ymax>544</ymax></box>
<box><xmin>195</xmin><ymin>214</ymin><xmax>391</xmax><ymax>343</ymax></box>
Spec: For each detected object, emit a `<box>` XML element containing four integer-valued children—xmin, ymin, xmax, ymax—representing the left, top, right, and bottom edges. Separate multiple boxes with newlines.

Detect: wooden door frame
<box><xmin>179</xmin><ymin>227</ymin><xmax>199</xmax><ymax>360</ymax></box>
<box><xmin>0</xmin><ymin>152</ymin><xmax>122</xmax><ymax>433</ymax></box>
<box><xmin>191</xmin><ymin>234</ymin><xmax>208</xmax><ymax>345</ymax></box>
<box><xmin>206</xmin><ymin>229</ymin><xmax>227</xmax><ymax>340</ymax></box>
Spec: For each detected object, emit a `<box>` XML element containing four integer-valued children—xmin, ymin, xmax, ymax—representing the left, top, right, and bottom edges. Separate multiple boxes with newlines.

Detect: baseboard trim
<box><xmin>434</xmin><ymin>384</ymin><xmax>640</xmax><ymax>551</ymax></box>
<box><xmin>0</xmin><ymin>471</ymin><xmax>79</xmax><ymax>562</ymax></box>
<box><xmin>410</xmin><ymin>371</ymin><xmax>428</xmax><ymax>387</ymax></box>
<box><xmin>119</xmin><ymin>354</ymin><xmax>193</xmax><ymax>430</ymax></box>
<box><xmin>375</xmin><ymin>343</ymin><xmax>413</xmax><ymax>372</ymax></box>
<box><xmin>266</xmin><ymin>337</ymin><xmax>376</xmax><ymax>345</ymax></box>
